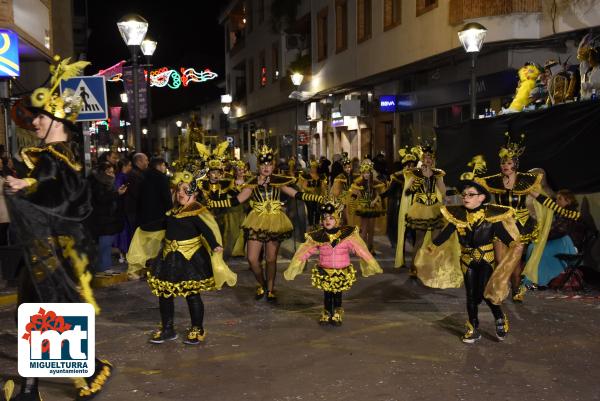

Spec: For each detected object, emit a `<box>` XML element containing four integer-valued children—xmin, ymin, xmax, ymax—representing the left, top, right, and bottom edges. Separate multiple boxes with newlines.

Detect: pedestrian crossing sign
<box><xmin>60</xmin><ymin>76</ymin><xmax>108</xmax><ymax>121</ymax></box>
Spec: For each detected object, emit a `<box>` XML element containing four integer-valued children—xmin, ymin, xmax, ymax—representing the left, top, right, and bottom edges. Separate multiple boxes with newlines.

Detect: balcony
<box><xmin>449</xmin><ymin>0</ymin><xmax>542</xmax><ymax>25</ymax></box>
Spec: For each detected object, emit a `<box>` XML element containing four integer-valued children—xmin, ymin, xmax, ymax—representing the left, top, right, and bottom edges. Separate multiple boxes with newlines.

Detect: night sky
<box><xmin>86</xmin><ymin>0</ymin><xmax>225</xmax><ymax>119</ymax></box>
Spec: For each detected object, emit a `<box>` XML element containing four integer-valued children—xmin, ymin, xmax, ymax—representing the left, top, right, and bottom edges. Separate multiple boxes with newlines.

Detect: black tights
<box><xmin>464</xmin><ymin>262</ymin><xmax>504</xmax><ymax>327</ymax></box>
<box><xmin>159</xmin><ymin>294</ymin><xmax>204</xmax><ymax>329</ymax></box>
<box><xmin>323</xmin><ymin>291</ymin><xmax>342</xmax><ymax>314</ymax></box>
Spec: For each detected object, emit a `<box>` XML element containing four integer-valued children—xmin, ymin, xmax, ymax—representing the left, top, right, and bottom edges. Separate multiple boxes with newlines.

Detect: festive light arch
<box><xmin>99</xmin><ymin>63</ymin><xmax>218</xmax><ymax>89</ymax></box>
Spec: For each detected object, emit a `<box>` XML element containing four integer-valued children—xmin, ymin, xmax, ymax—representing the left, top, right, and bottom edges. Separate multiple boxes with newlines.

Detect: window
<box><xmin>384</xmin><ymin>0</ymin><xmax>401</xmax><ymax>31</ymax></box>
<box><xmin>258</xmin><ymin>0</ymin><xmax>265</xmax><ymax>24</ymax></box>
<box><xmin>317</xmin><ymin>7</ymin><xmax>328</xmax><ymax>61</ymax></box>
<box><xmin>357</xmin><ymin>0</ymin><xmax>372</xmax><ymax>43</ymax></box>
<box><xmin>247</xmin><ymin>57</ymin><xmax>254</xmax><ymax>93</ymax></box>
<box><xmin>259</xmin><ymin>50</ymin><xmax>267</xmax><ymax>87</ymax></box>
<box><xmin>272</xmin><ymin>42</ymin><xmax>280</xmax><ymax>82</ymax></box>
<box><xmin>416</xmin><ymin>0</ymin><xmax>438</xmax><ymax>17</ymax></box>
<box><xmin>335</xmin><ymin>0</ymin><xmax>348</xmax><ymax>53</ymax></box>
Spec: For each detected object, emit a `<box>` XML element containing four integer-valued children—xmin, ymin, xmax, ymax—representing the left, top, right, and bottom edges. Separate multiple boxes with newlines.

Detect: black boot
<box><xmin>11</xmin><ymin>378</ymin><xmax>41</xmax><ymax>401</ymax></box>
<box><xmin>75</xmin><ymin>359</ymin><xmax>113</xmax><ymax>400</ymax></box>
<box><xmin>183</xmin><ymin>294</ymin><xmax>205</xmax><ymax>345</ymax></box>
<box><xmin>149</xmin><ymin>297</ymin><xmax>177</xmax><ymax>344</ymax></box>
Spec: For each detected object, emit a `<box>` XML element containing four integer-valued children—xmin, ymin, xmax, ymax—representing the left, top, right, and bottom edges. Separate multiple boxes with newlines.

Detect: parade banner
<box><xmin>436</xmin><ymin>100</ymin><xmax>600</xmax><ymax>193</ymax></box>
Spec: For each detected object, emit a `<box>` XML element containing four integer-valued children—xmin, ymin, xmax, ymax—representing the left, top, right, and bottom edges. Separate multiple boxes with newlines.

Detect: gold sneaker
<box><xmin>183</xmin><ymin>326</ymin><xmax>206</xmax><ymax>345</ymax></box>
<box><xmin>461</xmin><ymin>321</ymin><xmax>481</xmax><ymax>344</ymax></box>
<box><xmin>255</xmin><ymin>286</ymin><xmax>265</xmax><ymax>300</ymax></box>
<box><xmin>331</xmin><ymin>308</ymin><xmax>344</xmax><ymax>326</ymax></box>
<box><xmin>512</xmin><ymin>285</ymin><xmax>527</xmax><ymax>303</ymax></box>
<box><xmin>319</xmin><ymin>309</ymin><xmax>331</xmax><ymax>325</ymax></box>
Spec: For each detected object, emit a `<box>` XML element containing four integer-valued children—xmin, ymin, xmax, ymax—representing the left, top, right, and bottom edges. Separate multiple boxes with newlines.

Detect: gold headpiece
<box><xmin>231</xmin><ymin>159</ymin><xmax>247</xmax><ymax>170</ymax></box>
<box><xmin>319</xmin><ymin>195</ymin><xmax>345</xmax><ymax>221</ymax></box>
<box><xmin>398</xmin><ymin>146</ymin><xmax>418</xmax><ymax>165</ymax></box>
<box><xmin>359</xmin><ymin>158</ymin><xmax>374</xmax><ymax>173</ymax></box>
<box><xmin>256</xmin><ymin>143</ymin><xmax>276</xmax><ymax>164</ymax></box>
<box><xmin>415</xmin><ymin>137</ymin><xmax>436</xmax><ymax>156</ymax></box>
<box><xmin>460</xmin><ymin>154</ymin><xmax>487</xmax><ymax>180</ymax></box>
<box><xmin>498</xmin><ymin>132</ymin><xmax>526</xmax><ymax>160</ymax></box>
<box><xmin>170</xmin><ymin>158</ymin><xmax>207</xmax><ymax>191</ymax></box>
<box><xmin>195</xmin><ymin>140</ymin><xmax>229</xmax><ymax>170</ymax></box>
<box><xmin>309</xmin><ymin>160</ymin><xmax>319</xmax><ymax>169</ymax></box>
<box><xmin>340</xmin><ymin>152</ymin><xmax>351</xmax><ymax>166</ymax></box>
<box><xmin>30</xmin><ymin>55</ymin><xmax>90</xmax><ymax>127</ymax></box>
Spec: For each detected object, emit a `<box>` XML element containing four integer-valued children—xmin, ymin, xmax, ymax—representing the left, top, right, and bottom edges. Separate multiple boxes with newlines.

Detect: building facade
<box><xmin>221</xmin><ymin>0</ymin><xmax>600</xmax><ymax>168</ymax></box>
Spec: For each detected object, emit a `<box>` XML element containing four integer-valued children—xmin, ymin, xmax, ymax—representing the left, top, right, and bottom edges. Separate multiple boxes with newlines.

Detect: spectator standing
<box><xmin>113</xmin><ymin>158</ymin><xmax>133</xmax><ymax>263</ymax></box>
<box><xmin>87</xmin><ymin>162</ymin><xmax>127</xmax><ymax>272</ymax></box>
<box><xmin>317</xmin><ymin>156</ymin><xmax>331</xmax><ymax>177</ymax></box>
<box><xmin>137</xmin><ymin>157</ymin><xmax>173</xmax><ymax>230</ymax></box>
<box><xmin>124</xmin><ymin>153</ymin><xmax>149</xmax><ymax>230</ymax></box>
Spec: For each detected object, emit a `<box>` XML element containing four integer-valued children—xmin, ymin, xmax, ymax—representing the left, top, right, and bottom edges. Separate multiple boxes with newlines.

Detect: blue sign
<box><xmin>379</xmin><ymin>95</ymin><xmax>397</xmax><ymax>112</ymax></box>
<box><xmin>60</xmin><ymin>76</ymin><xmax>108</xmax><ymax>121</ymax></box>
<box><xmin>0</xmin><ymin>30</ymin><xmax>20</xmax><ymax>77</ymax></box>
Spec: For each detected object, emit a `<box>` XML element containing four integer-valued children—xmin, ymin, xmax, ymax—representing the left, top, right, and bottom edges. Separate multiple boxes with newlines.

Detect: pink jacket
<box><xmin>299</xmin><ymin>235</ymin><xmax>374</xmax><ymax>269</ymax></box>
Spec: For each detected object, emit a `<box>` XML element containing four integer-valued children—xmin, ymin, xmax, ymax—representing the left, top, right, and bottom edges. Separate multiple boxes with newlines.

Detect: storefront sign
<box><xmin>0</xmin><ymin>30</ymin><xmax>19</xmax><ymax>77</ymax></box>
<box><xmin>379</xmin><ymin>95</ymin><xmax>397</xmax><ymax>112</ymax></box>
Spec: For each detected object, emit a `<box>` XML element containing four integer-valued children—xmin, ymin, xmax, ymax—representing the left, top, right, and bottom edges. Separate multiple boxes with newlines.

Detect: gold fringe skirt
<box><xmin>406</xmin><ymin>202</ymin><xmax>444</xmax><ymax>230</ymax></box>
<box><xmin>311</xmin><ymin>264</ymin><xmax>357</xmax><ymax>293</ymax></box>
<box><xmin>241</xmin><ymin>210</ymin><xmax>294</xmax><ymax>242</ymax></box>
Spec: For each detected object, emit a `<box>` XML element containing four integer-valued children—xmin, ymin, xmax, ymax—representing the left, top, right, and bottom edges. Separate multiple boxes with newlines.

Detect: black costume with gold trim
<box><xmin>9</xmin><ymin>142</ymin><xmax>96</xmax><ymax>308</ymax></box>
<box><xmin>405</xmin><ymin>167</ymin><xmax>445</xmax><ymax>230</ymax></box>
<box><xmin>240</xmin><ymin>174</ymin><xmax>296</xmax><ymax>242</ymax></box>
<box><xmin>298</xmin><ymin>172</ymin><xmax>328</xmax><ymax>227</ymax></box>
<box><xmin>350</xmin><ymin>177</ymin><xmax>386</xmax><ymax>218</ymax></box>
<box><xmin>381</xmin><ymin>171</ymin><xmax>406</xmax><ymax>246</ymax></box>
<box><xmin>427</xmin><ymin>204</ymin><xmax>521</xmax><ymax>329</ymax></box>
<box><xmin>476</xmin><ymin>172</ymin><xmax>579</xmax><ymax>243</ymax></box>
<box><xmin>148</xmin><ymin>202</ymin><xmax>221</xmax><ymax>297</ymax></box>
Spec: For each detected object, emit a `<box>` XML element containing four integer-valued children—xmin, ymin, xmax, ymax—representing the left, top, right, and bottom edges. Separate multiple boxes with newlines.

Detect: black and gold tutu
<box><xmin>310</xmin><ymin>264</ymin><xmax>357</xmax><ymax>293</ymax></box>
<box><xmin>148</xmin><ymin>245</ymin><xmax>216</xmax><ymax>297</ymax></box>
<box><xmin>406</xmin><ymin>202</ymin><xmax>445</xmax><ymax>230</ymax></box>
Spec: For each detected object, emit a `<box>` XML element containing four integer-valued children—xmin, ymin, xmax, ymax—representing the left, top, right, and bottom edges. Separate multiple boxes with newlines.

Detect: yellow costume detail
<box><xmin>310</xmin><ymin>264</ymin><xmax>357</xmax><ymax>293</ymax></box>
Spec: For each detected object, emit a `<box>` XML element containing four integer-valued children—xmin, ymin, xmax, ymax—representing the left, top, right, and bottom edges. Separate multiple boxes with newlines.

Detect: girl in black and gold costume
<box><xmin>350</xmin><ymin>159</ymin><xmax>387</xmax><ymax>253</ymax></box>
<box><xmin>298</xmin><ymin>160</ymin><xmax>328</xmax><ymax>230</ymax></box>
<box><xmin>330</xmin><ymin>153</ymin><xmax>356</xmax><ymax>225</ymax></box>
<box><xmin>476</xmin><ymin>134</ymin><xmax>580</xmax><ymax>302</ymax></box>
<box><xmin>416</xmin><ymin>180</ymin><xmax>523</xmax><ymax>344</ymax></box>
<box><xmin>129</xmin><ymin>173</ymin><xmax>236</xmax><ymax>345</ymax></box>
<box><xmin>228</xmin><ymin>159</ymin><xmax>253</xmax><ymax>257</ymax></box>
<box><xmin>209</xmin><ymin>144</ymin><xmax>323</xmax><ymax>301</ymax></box>
<box><xmin>5</xmin><ymin>57</ymin><xmax>112</xmax><ymax>401</ymax></box>
<box><xmin>381</xmin><ymin>147</ymin><xmax>418</xmax><ymax>248</ymax></box>
<box><xmin>395</xmin><ymin>144</ymin><xmax>447</xmax><ymax>275</ymax></box>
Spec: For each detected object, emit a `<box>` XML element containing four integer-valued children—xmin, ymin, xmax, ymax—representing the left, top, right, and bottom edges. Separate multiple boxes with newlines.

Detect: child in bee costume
<box><xmin>284</xmin><ymin>197</ymin><xmax>382</xmax><ymax>325</ymax></box>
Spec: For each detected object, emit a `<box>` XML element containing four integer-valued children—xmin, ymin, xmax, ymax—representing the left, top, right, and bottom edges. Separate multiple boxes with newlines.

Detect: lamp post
<box><xmin>141</xmin><ymin>38</ymin><xmax>157</xmax><ymax>153</ymax></box>
<box><xmin>290</xmin><ymin>72</ymin><xmax>304</xmax><ymax>159</ymax></box>
<box><xmin>117</xmin><ymin>14</ymin><xmax>149</xmax><ymax>152</ymax></box>
<box><xmin>458</xmin><ymin>22</ymin><xmax>487</xmax><ymax>120</ymax></box>
<box><xmin>221</xmin><ymin>94</ymin><xmax>232</xmax><ymax>115</ymax></box>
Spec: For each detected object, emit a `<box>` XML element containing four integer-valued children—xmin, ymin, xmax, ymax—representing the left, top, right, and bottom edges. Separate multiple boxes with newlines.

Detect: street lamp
<box><xmin>458</xmin><ymin>22</ymin><xmax>487</xmax><ymax>120</ymax></box>
<box><xmin>221</xmin><ymin>94</ymin><xmax>232</xmax><ymax>115</ymax></box>
<box><xmin>142</xmin><ymin>128</ymin><xmax>148</xmax><ymax>135</ymax></box>
<box><xmin>117</xmin><ymin>14</ymin><xmax>149</xmax><ymax>152</ymax></box>
<box><xmin>176</xmin><ymin>120</ymin><xmax>183</xmax><ymax>129</ymax></box>
<box><xmin>141</xmin><ymin>37</ymin><xmax>157</xmax><ymax>153</ymax></box>
<box><xmin>290</xmin><ymin>72</ymin><xmax>304</xmax><ymax>159</ymax></box>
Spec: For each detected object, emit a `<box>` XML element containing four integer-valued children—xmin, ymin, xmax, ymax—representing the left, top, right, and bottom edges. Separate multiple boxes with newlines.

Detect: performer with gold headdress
<box><xmin>350</xmin><ymin>159</ymin><xmax>387</xmax><ymax>253</ymax></box>
<box><xmin>297</xmin><ymin>160</ymin><xmax>328</xmax><ymax>230</ymax></box>
<box><xmin>476</xmin><ymin>133</ymin><xmax>580</xmax><ymax>302</ymax></box>
<box><xmin>381</xmin><ymin>147</ymin><xmax>418</xmax><ymax>248</ymax></box>
<box><xmin>395</xmin><ymin>141</ymin><xmax>447</xmax><ymax>276</ymax></box>
<box><xmin>416</xmin><ymin>180</ymin><xmax>523</xmax><ymax>344</ymax></box>
<box><xmin>284</xmin><ymin>196</ymin><xmax>382</xmax><ymax>325</ymax></box>
<box><xmin>208</xmin><ymin>143</ymin><xmax>323</xmax><ymax>301</ymax></box>
<box><xmin>195</xmin><ymin>141</ymin><xmax>239</xmax><ymax>256</ymax></box>
<box><xmin>228</xmin><ymin>159</ymin><xmax>253</xmax><ymax>257</ymax></box>
<box><xmin>330</xmin><ymin>152</ymin><xmax>357</xmax><ymax>225</ymax></box>
<box><xmin>127</xmin><ymin>164</ymin><xmax>236</xmax><ymax>346</ymax></box>
<box><xmin>4</xmin><ymin>56</ymin><xmax>112</xmax><ymax>401</ymax></box>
